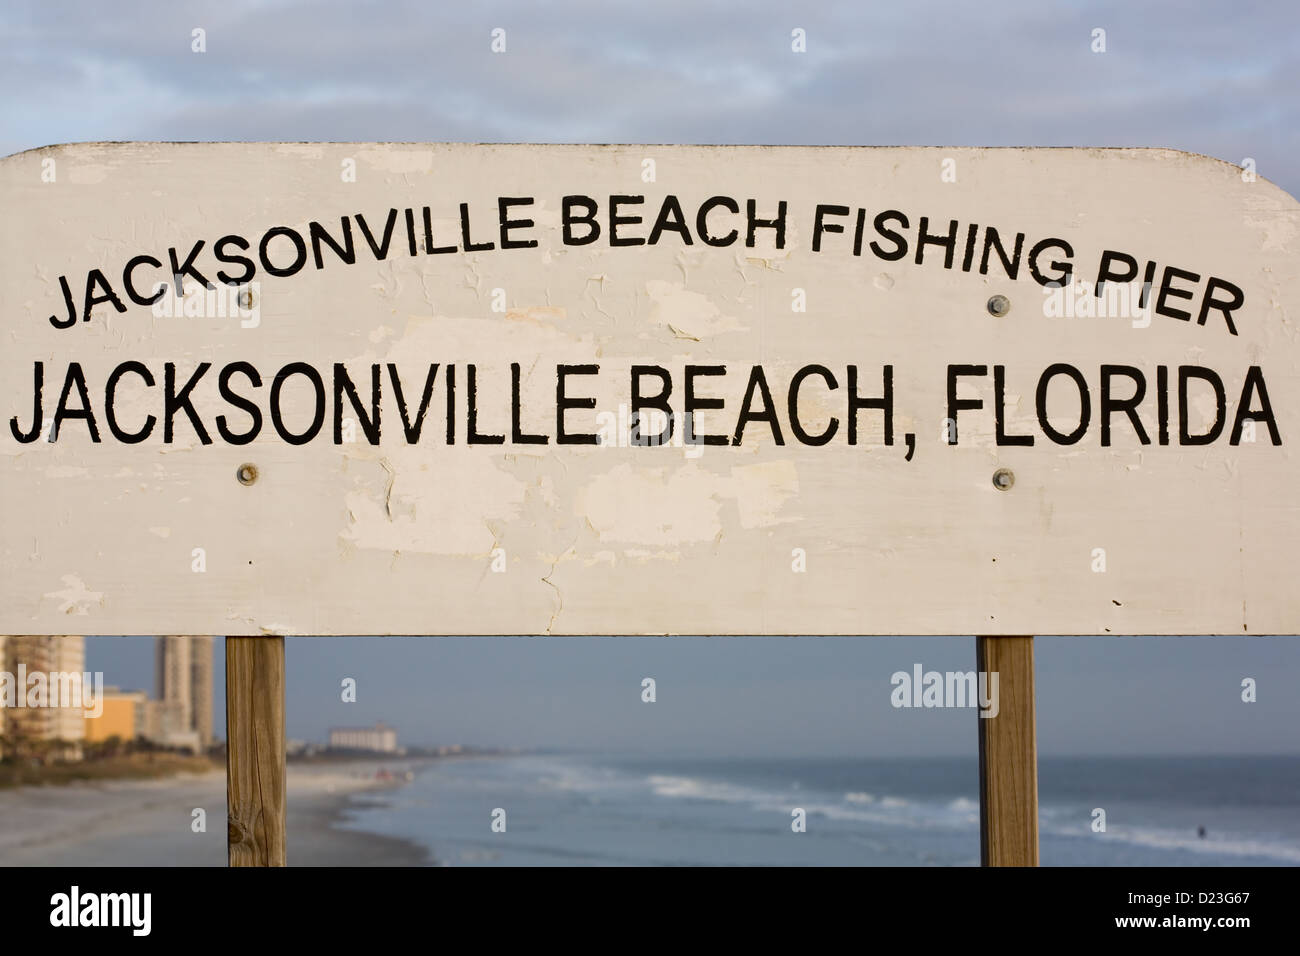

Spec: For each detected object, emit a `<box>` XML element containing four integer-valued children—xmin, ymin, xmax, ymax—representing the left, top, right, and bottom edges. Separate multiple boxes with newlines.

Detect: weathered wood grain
<box><xmin>977</xmin><ymin>635</ymin><xmax>1038</xmax><ymax>866</ymax></box>
<box><xmin>226</xmin><ymin>636</ymin><xmax>285</xmax><ymax>867</ymax></box>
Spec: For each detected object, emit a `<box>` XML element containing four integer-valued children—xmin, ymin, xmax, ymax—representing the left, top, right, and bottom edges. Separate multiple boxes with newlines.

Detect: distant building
<box><xmin>190</xmin><ymin>636</ymin><xmax>213</xmax><ymax>746</ymax></box>
<box><xmin>287</xmin><ymin>739</ymin><xmax>322</xmax><ymax>758</ymax></box>
<box><xmin>153</xmin><ymin>636</ymin><xmax>213</xmax><ymax>751</ymax></box>
<box><xmin>140</xmin><ymin>697</ymin><xmax>200</xmax><ymax>752</ymax></box>
<box><xmin>140</xmin><ymin>699</ymin><xmax>164</xmax><ymax>741</ymax></box>
<box><xmin>329</xmin><ymin>722</ymin><xmax>399</xmax><ymax>753</ymax></box>
<box><xmin>83</xmin><ymin>687</ymin><xmax>146</xmax><ymax>744</ymax></box>
<box><xmin>3</xmin><ymin>635</ymin><xmax>87</xmax><ymax>759</ymax></box>
<box><xmin>154</xmin><ymin>636</ymin><xmax>190</xmax><ymax>728</ymax></box>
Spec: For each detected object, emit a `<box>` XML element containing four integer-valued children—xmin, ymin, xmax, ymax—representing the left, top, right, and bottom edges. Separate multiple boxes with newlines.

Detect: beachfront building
<box><xmin>190</xmin><ymin>636</ymin><xmax>213</xmax><ymax>746</ymax></box>
<box><xmin>329</xmin><ymin>722</ymin><xmax>399</xmax><ymax>753</ymax></box>
<box><xmin>153</xmin><ymin>636</ymin><xmax>214</xmax><ymax>750</ymax></box>
<box><xmin>2</xmin><ymin>635</ymin><xmax>87</xmax><ymax>760</ymax></box>
<box><xmin>83</xmin><ymin>687</ymin><xmax>147</xmax><ymax>744</ymax></box>
<box><xmin>154</xmin><ymin>635</ymin><xmax>191</xmax><ymax>728</ymax></box>
<box><xmin>140</xmin><ymin>697</ymin><xmax>201</xmax><ymax>753</ymax></box>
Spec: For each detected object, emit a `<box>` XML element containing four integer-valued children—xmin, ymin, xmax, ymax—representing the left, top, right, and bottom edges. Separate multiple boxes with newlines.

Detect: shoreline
<box><xmin>287</xmin><ymin>761</ymin><xmax>434</xmax><ymax>867</ymax></box>
<box><xmin>0</xmin><ymin>757</ymin><xmax>436</xmax><ymax>866</ymax></box>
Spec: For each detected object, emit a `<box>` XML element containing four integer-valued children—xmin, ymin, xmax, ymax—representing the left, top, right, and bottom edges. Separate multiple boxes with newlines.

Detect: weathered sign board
<box><xmin>1</xmin><ymin>144</ymin><xmax>1297</xmax><ymax>635</ymax></box>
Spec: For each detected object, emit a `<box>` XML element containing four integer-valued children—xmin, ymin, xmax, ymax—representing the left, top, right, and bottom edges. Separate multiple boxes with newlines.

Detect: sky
<box><xmin>6</xmin><ymin>0</ymin><xmax>1299</xmax><ymax>756</ymax></box>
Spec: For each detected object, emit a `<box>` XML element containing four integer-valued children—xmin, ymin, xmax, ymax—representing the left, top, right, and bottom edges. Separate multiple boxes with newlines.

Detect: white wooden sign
<box><xmin>1</xmin><ymin>143</ymin><xmax>1297</xmax><ymax>635</ymax></box>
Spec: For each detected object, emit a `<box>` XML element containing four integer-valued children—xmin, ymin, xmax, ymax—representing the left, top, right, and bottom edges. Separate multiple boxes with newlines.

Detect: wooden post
<box><xmin>976</xmin><ymin>635</ymin><xmax>1038</xmax><ymax>866</ymax></box>
<box><xmin>225</xmin><ymin>636</ymin><xmax>286</xmax><ymax>867</ymax></box>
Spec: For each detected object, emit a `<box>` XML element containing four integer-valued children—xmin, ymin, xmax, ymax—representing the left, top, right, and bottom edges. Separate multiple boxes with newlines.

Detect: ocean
<box><xmin>336</xmin><ymin>753</ymin><xmax>1300</xmax><ymax>866</ymax></box>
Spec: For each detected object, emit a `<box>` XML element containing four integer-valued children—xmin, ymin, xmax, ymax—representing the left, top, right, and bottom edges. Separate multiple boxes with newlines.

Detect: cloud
<box><xmin>0</xmin><ymin>1</ymin><xmax>1294</xmax><ymax>195</ymax></box>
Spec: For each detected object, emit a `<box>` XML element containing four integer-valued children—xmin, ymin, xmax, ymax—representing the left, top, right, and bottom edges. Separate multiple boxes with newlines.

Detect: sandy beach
<box><xmin>0</xmin><ymin>758</ymin><xmax>432</xmax><ymax>866</ymax></box>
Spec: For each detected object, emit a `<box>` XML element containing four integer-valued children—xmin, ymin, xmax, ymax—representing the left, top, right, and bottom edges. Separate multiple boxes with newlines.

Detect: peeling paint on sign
<box><xmin>1</xmin><ymin>143</ymin><xmax>1298</xmax><ymax>635</ymax></box>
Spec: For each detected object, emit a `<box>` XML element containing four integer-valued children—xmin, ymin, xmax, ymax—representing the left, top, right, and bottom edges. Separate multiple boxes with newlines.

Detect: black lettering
<box><xmin>870</xmin><ymin>210</ymin><xmax>909</xmax><ymax>261</ymax></box>
<box><xmin>915</xmin><ymin>218</ymin><xmax>958</xmax><ymax>269</ymax></box>
<box><xmin>1232</xmin><ymin>366</ymin><xmax>1281</xmax><ymax>445</ymax></box>
<box><xmin>54</xmin><ymin>363</ymin><xmax>100</xmax><ymax>442</ymax></box>
<box><xmin>259</xmin><ymin>227</ymin><xmax>308</xmax><ymax>278</ymax></box>
<box><xmin>562</xmin><ymin>195</ymin><xmax>600</xmax><ymax>245</ymax></box>
<box><xmin>1095</xmin><ymin>250</ymin><xmax>1138</xmax><ymax>300</ymax></box>
<box><xmin>609</xmin><ymin>195</ymin><xmax>645</xmax><ymax>247</ymax></box>
<box><xmin>961</xmin><ymin>223</ymin><xmax>979</xmax><ymax>272</ymax></box>
<box><xmin>697</xmin><ymin>196</ymin><xmax>739</xmax><ymax>247</ymax></box>
<box><xmin>1140</xmin><ymin>261</ymin><xmax>1156</xmax><ymax>310</ymax></box>
<box><xmin>946</xmin><ymin>365</ymin><xmax>986</xmax><ymax>444</ymax></box>
<box><xmin>1156</xmin><ymin>266</ymin><xmax>1200</xmax><ymax>322</ymax></box>
<box><xmin>647</xmin><ymin>195</ymin><xmax>693</xmax><ymax>246</ymax></box>
<box><xmin>746</xmin><ymin>199</ymin><xmax>786</xmax><ymax>249</ymax></box>
<box><xmin>356</xmin><ymin>209</ymin><xmax>399</xmax><ymax>260</ymax></box>
<box><xmin>1157</xmin><ymin>365</ymin><xmax>1170</xmax><ymax>445</ymax></box>
<box><xmin>387</xmin><ymin>364</ymin><xmax>439</xmax><ymax>443</ymax></box>
<box><xmin>123</xmin><ymin>255</ymin><xmax>167</xmax><ymax>306</ymax></box>
<box><xmin>511</xmin><ymin>362</ymin><xmax>548</xmax><ymax>443</ymax></box>
<box><xmin>105</xmin><ymin>361</ymin><xmax>156</xmax><ymax>443</ymax></box>
<box><xmin>214</xmin><ymin>235</ymin><xmax>256</xmax><ymax>285</ymax></box>
<box><xmin>979</xmin><ymin>228</ymin><xmax>1025</xmax><ymax>279</ymax></box>
<box><xmin>405</xmin><ymin>208</ymin><xmax>418</xmax><ymax>257</ymax></box>
<box><xmin>1036</xmin><ymin>364</ymin><xmax>1090</xmax><ymax>445</ymax></box>
<box><xmin>333</xmin><ymin>363</ymin><xmax>381</xmax><ymax>445</ymax></box>
<box><xmin>812</xmin><ymin>205</ymin><xmax>849</xmax><ymax>252</ymax></box>
<box><xmin>631</xmin><ymin>365</ymin><xmax>673</xmax><ymax>446</ymax></box>
<box><xmin>788</xmin><ymin>365</ymin><xmax>839</xmax><ymax>445</ymax></box>
<box><xmin>50</xmin><ymin>275</ymin><xmax>77</xmax><ymax>329</ymax></box>
<box><xmin>499</xmin><ymin>197</ymin><xmax>538</xmax><ymax>250</ymax></box>
<box><xmin>994</xmin><ymin>366</ymin><xmax>1033</xmax><ymax>446</ymax></box>
<box><xmin>1028</xmin><ymin>238</ymin><xmax>1074</xmax><ymax>287</ymax></box>
<box><xmin>270</xmin><ymin>362</ymin><xmax>325</xmax><ymax>445</ymax></box>
<box><xmin>216</xmin><ymin>362</ymin><xmax>263</xmax><ymax>445</ymax></box>
<box><xmin>732</xmin><ymin>366</ymin><xmax>784</xmax><ymax>445</ymax></box>
<box><xmin>424</xmin><ymin>206</ymin><xmax>455</xmax><ymax>255</ymax></box>
<box><xmin>460</xmin><ymin>202</ymin><xmax>494</xmax><ymax>252</ymax></box>
<box><xmin>557</xmin><ymin>364</ymin><xmax>599</xmax><ymax>445</ymax></box>
<box><xmin>1101</xmin><ymin>365</ymin><xmax>1150</xmax><ymax>446</ymax></box>
<box><xmin>10</xmin><ymin>361</ymin><xmax>44</xmax><ymax>442</ymax></box>
<box><xmin>310</xmin><ymin>218</ymin><xmax>356</xmax><ymax>269</ymax></box>
<box><xmin>467</xmin><ymin>364</ymin><xmax>504</xmax><ymax>444</ymax></box>
<box><xmin>1178</xmin><ymin>366</ymin><xmax>1225</xmax><ymax>444</ymax></box>
<box><xmin>445</xmin><ymin>364</ymin><xmax>456</xmax><ymax>444</ymax></box>
<box><xmin>164</xmin><ymin>363</ymin><xmax>213</xmax><ymax>444</ymax></box>
<box><xmin>1197</xmin><ymin>276</ymin><xmax>1243</xmax><ymax>336</ymax></box>
<box><xmin>169</xmin><ymin>242</ymin><xmax>212</xmax><ymax>291</ymax></box>
<box><xmin>684</xmin><ymin>365</ymin><xmax>727</xmax><ymax>446</ymax></box>
<box><xmin>847</xmin><ymin>365</ymin><xmax>893</xmax><ymax>445</ymax></box>
<box><xmin>84</xmin><ymin>269</ymin><xmax>128</xmax><ymax>321</ymax></box>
